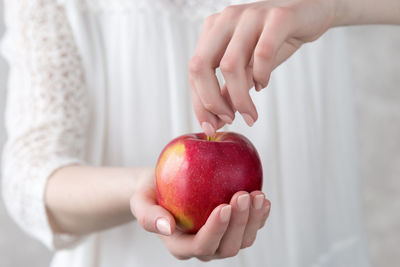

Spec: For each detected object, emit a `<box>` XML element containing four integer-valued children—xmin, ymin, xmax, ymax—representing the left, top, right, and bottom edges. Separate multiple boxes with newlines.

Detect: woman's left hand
<box><xmin>189</xmin><ymin>0</ymin><xmax>337</xmax><ymax>136</ymax></box>
<box><xmin>131</xmin><ymin>184</ymin><xmax>271</xmax><ymax>261</ymax></box>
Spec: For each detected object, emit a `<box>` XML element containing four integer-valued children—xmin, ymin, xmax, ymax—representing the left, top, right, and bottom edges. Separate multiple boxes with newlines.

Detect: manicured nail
<box><xmin>253</xmin><ymin>194</ymin><xmax>264</xmax><ymax>210</ymax></box>
<box><xmin>201</xmin><ymin>122</ymin><xmax>215</xmax><ymax>137</ymax></box>
<box><xmin>241</xmin><ymin>113</ymin><xmax>254</xmax><ymax>127</ymax></box>
<box><xmin>237</xmin><ymin>194</ymin><xmax>250</xmax><ymax>211</ymax></box>
<box><xmin>219</xmin><ymin>114</ymin><xmax>233</xmax><ymax>124</ymax></box>
<box><xmin>156</xmin><ymin>218</ymin><xmax>171</xmax><ymax>236</ymax></box>
<box><xmin>220</xmin><ymin>205</ymin><xmax>232</xmax><ymax>223</ymax></box>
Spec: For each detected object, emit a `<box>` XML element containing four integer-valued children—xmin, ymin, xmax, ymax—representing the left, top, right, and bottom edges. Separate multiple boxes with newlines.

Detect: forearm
<box><xmin>334</xmin><ymin>0</ymin><xmax>400</xmax><ymax>26</ymax></box>
<box><xmin>45</xmin><ymin>165</ymin><xmax>154</xmax><ymax>235</ymax></box>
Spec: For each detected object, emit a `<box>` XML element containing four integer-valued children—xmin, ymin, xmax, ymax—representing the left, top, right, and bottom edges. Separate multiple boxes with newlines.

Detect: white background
<box><xmin>0</xmin><ymin>2</ymin><xmax>399</xmax><ymax>266</ymax></box>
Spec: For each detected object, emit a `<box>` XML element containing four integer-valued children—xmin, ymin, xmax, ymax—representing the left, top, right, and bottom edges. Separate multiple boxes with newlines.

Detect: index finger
<box><xmin>189</xmin><ymin>14</ymin><xmax>236</xmax><ymax>129</ymax></box>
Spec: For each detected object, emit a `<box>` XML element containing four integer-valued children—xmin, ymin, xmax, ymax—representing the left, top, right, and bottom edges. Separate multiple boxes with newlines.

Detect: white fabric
<box><xmin>1</xmin><ymin>0</ymin><xmax>370</xmax><ymax>267</ymax></box>
<box><xmin>1</xmin><ymin>0</ymin><xmax>88</xmax><ymax>249</ymax></box>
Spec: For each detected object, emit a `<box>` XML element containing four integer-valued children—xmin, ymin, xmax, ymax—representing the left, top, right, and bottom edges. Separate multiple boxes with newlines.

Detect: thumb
<box><xmin>130</xmin><ymin>186</ymin><xmax>176</xmax><ymax>236</ymax></box>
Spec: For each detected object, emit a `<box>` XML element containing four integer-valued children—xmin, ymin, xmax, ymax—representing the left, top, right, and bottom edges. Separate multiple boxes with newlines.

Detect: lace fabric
<box><xmin>1</xmin><ymin>0</ymin><xmax>88</xmax><ymax>249</ymax></box>
<box><xmin>0</xmin><ymin>0</ymin><xmax>249</xmax><ymax>250</ymax></box>
<box><xmin>63</xmin><ymin>0</ymin><xmax>249</xmax><ymax>18</ymax></box>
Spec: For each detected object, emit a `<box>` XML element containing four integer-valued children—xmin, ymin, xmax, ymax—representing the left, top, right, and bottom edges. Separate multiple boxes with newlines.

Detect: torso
<box><xmin>51</xmin><ymin>1</ymin><xmax>370</xmax><ymax>266</ymax></box>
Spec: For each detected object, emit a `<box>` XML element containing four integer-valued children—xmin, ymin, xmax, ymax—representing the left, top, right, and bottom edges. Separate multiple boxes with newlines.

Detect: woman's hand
<box><xmin>130</xmin><ymin>184</ymin><xmax>271</xmax><ymax>261</ymax></box>
<box><xmin>189</xmin><ymin>0</ymin><xmax>337</xmax><ymax>136</ymax></box>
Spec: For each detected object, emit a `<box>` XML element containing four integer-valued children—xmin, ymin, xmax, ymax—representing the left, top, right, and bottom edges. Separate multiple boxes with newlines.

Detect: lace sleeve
<box><xmin>1</xmin><ymin>0</ymin><xmax>88</xmax><ymax>250</ymax></box>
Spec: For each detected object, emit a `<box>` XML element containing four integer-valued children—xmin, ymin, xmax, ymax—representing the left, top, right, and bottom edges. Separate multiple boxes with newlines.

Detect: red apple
<box><xmin>155</xmin><ymin>132</ymin><xmax>263</xmax><ymax>233</ymax></box>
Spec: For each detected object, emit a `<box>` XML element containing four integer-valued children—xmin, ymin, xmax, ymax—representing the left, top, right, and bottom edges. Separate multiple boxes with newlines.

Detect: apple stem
<box><xmin>207</xmin><ymin>135</ymin><xmax>216</xmax><ymax>141</ymax></box>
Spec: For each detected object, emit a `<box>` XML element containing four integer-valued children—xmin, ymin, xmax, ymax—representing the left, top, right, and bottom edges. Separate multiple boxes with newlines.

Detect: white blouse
<box><xmin>1</xmin><ymin>0</ymin><xmax>370</xmax><ymax>267</ymax></box>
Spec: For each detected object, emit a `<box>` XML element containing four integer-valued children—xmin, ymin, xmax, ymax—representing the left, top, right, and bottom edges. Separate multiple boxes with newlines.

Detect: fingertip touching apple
<box><xmin>155</xmin><ymin>132</ymin><xmax>263</xmax><ymax>233</ymax></box>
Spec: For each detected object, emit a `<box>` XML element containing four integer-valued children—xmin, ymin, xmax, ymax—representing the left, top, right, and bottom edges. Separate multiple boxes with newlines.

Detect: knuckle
<box><xmin>242</xmin><ymin>6</ymin><xmax>263</xmax><ymax>19</ymax></box>
<box><xmin>189</xmin><ymin>55</ymin><xmax>207</xmax><ymax>75</ymax></box>
<box><xmin>269</xmin><ymin>6</ymin><xmax>294</xmax><ymax>24</ymax></box>
<box><xmin>203</xmin><ymin>13</ymin><xmax>219</xmax><ymax>28</ymax></box>
<box><xmin>221</xmin><ymin>5</ymin><xmax>239</xmax><ymax>19</ymax></box>
<box><xmin>255</xmin><ymin>42</ymin><xmax>274</xmax><ymax>61</ymax></box>
<box><xmin>220</xmin><ymin>56</ymin><xmax>238</xmax><ymax>74</ymax></box>
<box><xmin>219</xmin><ymin>247</ymin><xmax>240</xmax><ymax>258</ymax></box>
<box><xmin>167</xmin><ymin>247</ymin><xmax>191</xmax><ymax>261</ymax></box>
<box><xmin>197</xmin><ymin>256</ymin><xmax>213</xmax><ymax>262</ymax></box>
<box><xmin>203</xmin><ymin>100</ymin><xmax>217</xmax><ymax>112</ymax></box>
<box><xmin>171</xmin><ymin>252</ymin><xmax>189</xmax><ymax>261</ymax></box>
<box><xmin>193</xmin><ymin>244</ymin><xmax>215</xmax><ymax>257</ymax></box>
<box><xmin>241</xmin><ymin>235</ymin><xmax>256</xmax><ymax>248</ymax></box>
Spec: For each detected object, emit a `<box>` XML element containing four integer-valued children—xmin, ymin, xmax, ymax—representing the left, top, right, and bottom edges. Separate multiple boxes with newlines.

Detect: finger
<box><xmin>221</xmin><ymin>84</ymin><xmax>235</xmax><ymax>113</ymax></box>
<box><xmin>189</xmin><ymin>77</ymin><xmax>221</xmax><ymax>136</ymax></box>
<box><xmin>194</xmin><ymin>12</ymin><xmax>235</xmax><ymax>67</ymax></box>
<box><xmin>247</xmin><ymin>56</ymin><xmax>262</xmax><ymax>92</ymax></box>
<box><xmin>253</xmin><ymin>8</ymin><xmax>294</xmax><ymax>88</ymax></box>
<box><xmin>159</xmin><ymin>204</ymin><xmax>232</xmax><ymax>260</ymax></box>
<box><xmin>241</xmin><ymin>55</ymin><xmax>258</xmax><ymax>92</ymax></box>
<box><xmin>190</xmin><ymin>60</ymin><xmax>235</xmax><ymax>125</ymax></box>
<box><xmin>241</xmin><ymin>191</ymin><xmax>267</xmax><ymax>248</ymax></box>
<box><xmin>130</xmin><ymin>186</ymin><xmax>176</xmax><ymax>236</ymax></box>
<box><xmin>216</xmin><ymin>192</ymin><xmax>250</xmax><ymax>258</ymax></box>
<box><xmin>259</xmin><ymin>200</ymin><xmax>271</xmax><ymax>229</ymax></box>
<box><xmin>193</xmin><ymin>204</ymin><xmax>232</xmax><ymax>257</ymax></box>
<box><xmin>220</xmin><ymin>11</ymin><xmax>263</xmax><ymax>126</ymax></box>
<box><xmin>189</xmin><ymin>14</ymin><xmax>236</xmax><ymax>125</ymax></box>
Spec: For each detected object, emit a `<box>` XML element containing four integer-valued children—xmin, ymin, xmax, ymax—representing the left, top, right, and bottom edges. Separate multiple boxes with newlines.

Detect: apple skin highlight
<box><xmin>155</xmin><ymin>132</ymin><xmax>263</xmax><ymax>233</ymax></box>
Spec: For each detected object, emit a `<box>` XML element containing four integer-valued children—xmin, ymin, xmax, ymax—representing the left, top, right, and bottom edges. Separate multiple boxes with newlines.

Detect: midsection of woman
<box><xmin>5</xmin><ymin>0</ymin><xmax>369</xmax><ymax>266</ymax></box>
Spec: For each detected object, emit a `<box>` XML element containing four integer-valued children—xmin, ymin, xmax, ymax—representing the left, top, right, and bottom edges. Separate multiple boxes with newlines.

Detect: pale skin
<box><xmin>45</xmin><ymin>0</ymin><xmax>400</xmax><ymax>261</ymax></box>
<box><xmin>189</xmin><ymin>0</ymin><xmax>400</xmax><ymax>136</ymax></box>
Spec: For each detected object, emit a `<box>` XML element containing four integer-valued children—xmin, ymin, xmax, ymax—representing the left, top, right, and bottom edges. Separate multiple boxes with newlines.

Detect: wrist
<box><xmin>45</xmin><ymin>165</ymin><xmax>155</xmax><ymax>235</ymax></box>
<box><xmin>332</xmin><ymin>0</ymin><xmax>400</xmax><ymax>26</ymax></box>
<box><xmin>116</xmin><ymin>167</ymin><xmax>155</xmax><ymax>216</ymax></box>
<box><xmin>331</xmin><ymin>0</ymin><xmax>359</xmax><ymax>27</ymax></box>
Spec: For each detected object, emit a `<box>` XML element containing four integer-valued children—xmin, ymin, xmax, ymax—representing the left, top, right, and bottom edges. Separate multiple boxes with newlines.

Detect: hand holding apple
<box><xmin>131</xmin><ymin>133</ymin><xmax>271</xmax><ymax>261</ymax></box>
<box><xmin>155</xmin><ymin>131</ymin><xmax>263</xmax><ymax>233</ymax></box>
<box><xmin>131</xmin><ymin>131</ymin><xmax>271</xmax><ymax>260</ymax></box>
<box><xmin>131</xmin><ymin>182</ymin><xmax>271</xmax><ymax>261</ymax></box>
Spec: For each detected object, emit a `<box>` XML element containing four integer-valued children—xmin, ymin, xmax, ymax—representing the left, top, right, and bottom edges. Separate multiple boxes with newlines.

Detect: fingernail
<box><xmin>219</xmin><ymin>114</ymin><xmax>233</xmax><ymax>124</ymax></box>
<box><xmin>220</xmin><ymin>205</ymin><xmax>232</xmax><ymax>223</ymax></box>
<box><xmin>156</xmin><ymin>218</ymin><xmax>171</xmax><ymax>236</ymax></box>
<box><xmin>253</xmin><ymin>194</ymin><xmax>264</xmax><ymax>210</ymax></box>
<box><xmin>237</xmin><ymin>194</ymin><xmax>250</xmax><ymax>211</ymax></box>
<box><xmin>201</xmin><ymin>122</ymin><xmax>215</xmax><ymax>137</ymax></box>
<box><xmin>241</xmin><ymin>113</ymin><xmax>255</xmax><ymax>127</ymax></box>
<box><xmin>255</xmin><ymin>82</ymin><xmax>263</xmax><ymax>92</ymax></box>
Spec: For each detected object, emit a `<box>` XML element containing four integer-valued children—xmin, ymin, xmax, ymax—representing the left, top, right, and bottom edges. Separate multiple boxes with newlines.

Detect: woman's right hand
<box><xmin>189</xmin><ymin>0</ymin><xmax>400</xmax><ymax>137</ymax></box>
<box><xmin>130</xmin><ymin>183</ymin><xmax>271</xmax><ymax>261</ymax></box>
<box><xmin>189</xmin><ymin>0</ymin><xmax>338</xmax><ymax>136</ymax></box>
